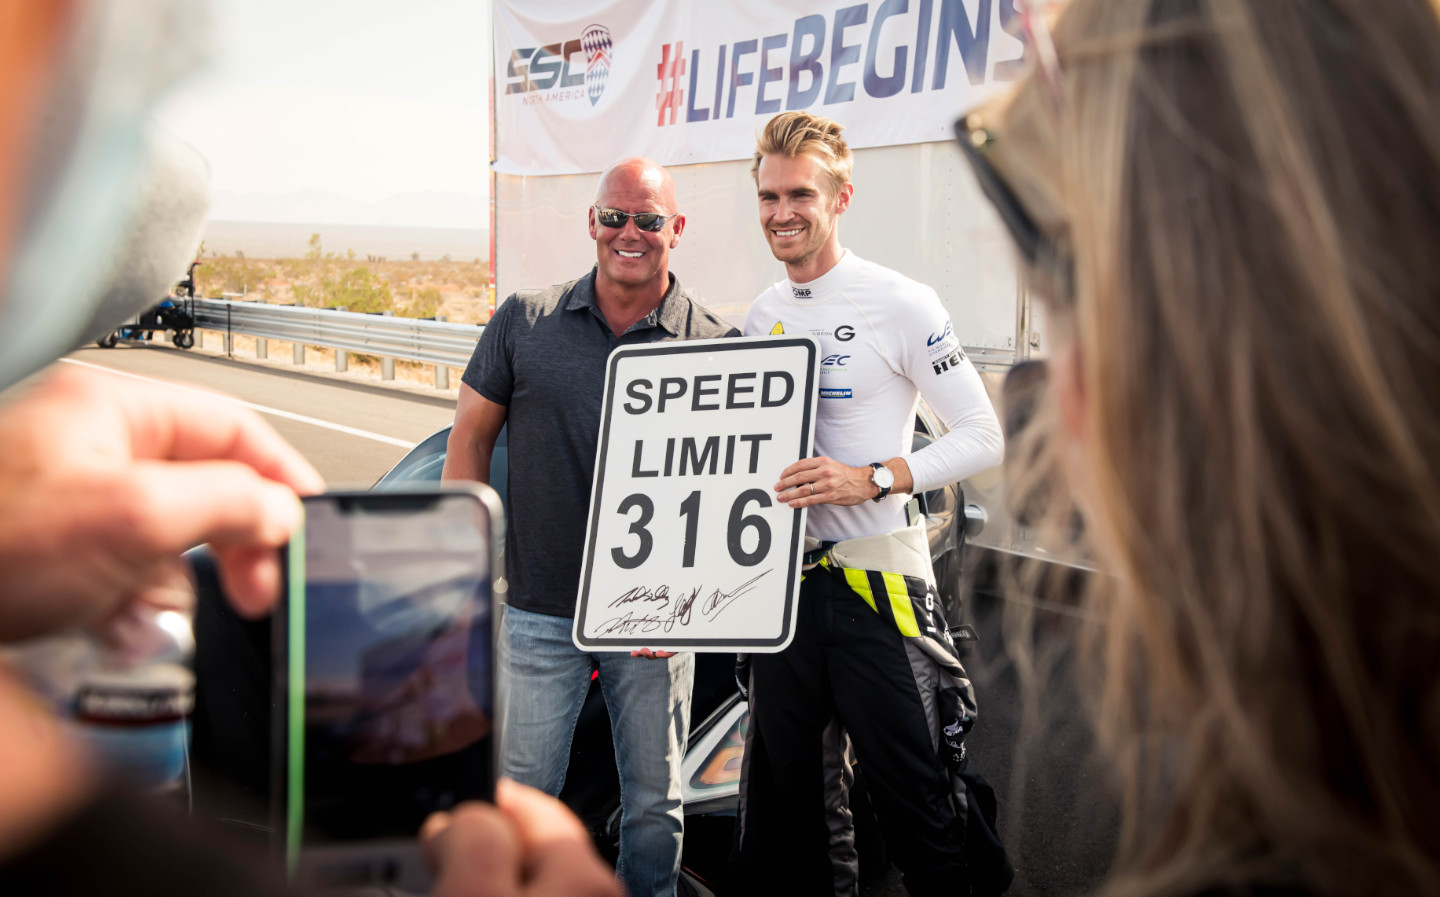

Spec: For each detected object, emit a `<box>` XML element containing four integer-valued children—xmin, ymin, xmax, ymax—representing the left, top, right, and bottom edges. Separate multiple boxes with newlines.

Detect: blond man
<box><xmin>736</xmin><ymin>111</ymin><xmax>1008</xmax><ymax>896</ymax></box>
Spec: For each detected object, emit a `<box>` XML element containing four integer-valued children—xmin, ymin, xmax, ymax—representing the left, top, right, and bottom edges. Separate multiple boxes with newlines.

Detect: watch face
<box><xmin>873</xmin><ymin>465</ymin><xmax>895</xmax><ymax>489</ymax></box>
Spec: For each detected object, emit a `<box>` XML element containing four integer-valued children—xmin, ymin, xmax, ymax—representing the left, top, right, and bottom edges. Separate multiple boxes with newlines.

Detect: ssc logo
<box><xmin>835</xmin><ymin>325</ymin><xmax>855</xmax><ymax>341</ymax></box>
<box><xmin>581</xmin><ymin>24</ymin><xmax>613</xmax><ymax>107</ymax></box>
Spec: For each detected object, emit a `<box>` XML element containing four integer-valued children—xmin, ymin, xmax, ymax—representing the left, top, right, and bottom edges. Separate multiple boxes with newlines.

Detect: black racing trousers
<box><xmin>737</xmin><ymin>566</ymin><xmax>968</xmax><ymax>897</ymax></box>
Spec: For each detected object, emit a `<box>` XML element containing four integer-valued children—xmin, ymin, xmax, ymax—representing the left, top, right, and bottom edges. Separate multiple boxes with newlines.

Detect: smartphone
<box><xmin>273</xmin><ymin>486</ymin><xmax>503</xmax><ymax>890</ymax></box>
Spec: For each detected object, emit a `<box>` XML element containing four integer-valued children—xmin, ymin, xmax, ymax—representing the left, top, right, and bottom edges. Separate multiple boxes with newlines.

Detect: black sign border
<box><xmin>575</xmin><ymin>336</ymin><xmax>818</xmax><ymax>650</ymax></box>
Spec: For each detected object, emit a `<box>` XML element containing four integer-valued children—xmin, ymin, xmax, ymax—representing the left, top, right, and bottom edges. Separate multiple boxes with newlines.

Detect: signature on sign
<box><xmin>598</xmin><ymin>569</ymin><xmax>773</xmax><ymax>636</ymax></box>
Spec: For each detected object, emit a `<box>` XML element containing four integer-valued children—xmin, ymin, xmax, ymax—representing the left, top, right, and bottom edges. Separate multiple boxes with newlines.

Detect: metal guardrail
<box><xmin>191</xmin><ymin>298</ymin><xmax>483</xmax><ymax>369</ymax></box>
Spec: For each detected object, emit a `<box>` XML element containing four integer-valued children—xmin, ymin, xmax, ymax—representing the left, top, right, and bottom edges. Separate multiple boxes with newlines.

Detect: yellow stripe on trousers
<box><xmin>839</xmin><ymin>568</ymin><xmax>922</xmax><ymax>637</ymax></box>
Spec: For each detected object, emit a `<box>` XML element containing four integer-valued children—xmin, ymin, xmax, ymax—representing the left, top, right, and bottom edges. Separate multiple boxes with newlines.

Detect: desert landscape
<box><xmin>193</xmin><ymin>232</ymin><xmax>493</xmax><ymax>325</ymax></box>
<box><xmin>184</xmin><ymin>229</ymin><xmax>490</xmax><ymax>391</ymax></box>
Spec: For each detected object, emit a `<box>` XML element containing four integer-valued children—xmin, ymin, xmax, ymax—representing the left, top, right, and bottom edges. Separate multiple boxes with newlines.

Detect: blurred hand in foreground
<box><xmin>0</xmin><ymin>365</ymin><xmax>324</xmax><ymax>642</ymax></box>
<box><xmin>422</xmin><ymin>779</ymin><xmax>623</xmax><ymax>897</ymax></box>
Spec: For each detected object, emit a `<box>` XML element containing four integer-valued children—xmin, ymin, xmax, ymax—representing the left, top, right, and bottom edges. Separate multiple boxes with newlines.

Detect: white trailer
<box><xmin>489</xmin><ymin>0</ymin><xmax>1058</xmax><ymax>564</ymax></box>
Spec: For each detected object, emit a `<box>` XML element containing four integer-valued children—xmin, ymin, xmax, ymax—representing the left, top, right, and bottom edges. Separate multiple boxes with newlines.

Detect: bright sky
<box><xmin>157</xmin><ymin>0</ymin><xmax>491</xmax><ymax>211</ymax></box>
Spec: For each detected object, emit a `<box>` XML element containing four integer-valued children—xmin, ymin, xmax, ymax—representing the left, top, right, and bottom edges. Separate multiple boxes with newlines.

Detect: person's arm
<box><xmin>0</xmin><ymin>365</ymin><xmax>322</xmax><ymax>865</ymax></box>
<box><xmin>0</xmin><ymin>365</ymin><xmax>323</xmax><ymax>636</ymax></box>
<box><xmin>442</xmin><ymin>383</ymin><xmax>507</xmax><ymax>484</ymax></box>
<box><xmin>901</xmin><ymin>328</ymin><xmax>1004</xmax><ymax>496</ymax></box>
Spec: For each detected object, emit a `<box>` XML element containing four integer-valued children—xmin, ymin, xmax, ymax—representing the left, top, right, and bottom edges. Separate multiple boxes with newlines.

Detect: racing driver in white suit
<box><xmin>736</xmin><ymin>111</ymin><xmax>1010</xmax><ymax>897</ymax></box>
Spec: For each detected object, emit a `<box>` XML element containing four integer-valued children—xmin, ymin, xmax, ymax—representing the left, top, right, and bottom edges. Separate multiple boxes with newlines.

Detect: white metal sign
<box><xmin>575</xmin><ymin>336</ymin><xmax>818</xmax><ymax>652</ymax></box>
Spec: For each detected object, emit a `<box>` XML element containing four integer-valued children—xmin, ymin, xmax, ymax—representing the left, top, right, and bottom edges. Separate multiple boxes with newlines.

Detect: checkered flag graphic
<box><xmin>581</xmin><ymin>24</ymin><xmax>612</xmax><ymax>107</ymax></box>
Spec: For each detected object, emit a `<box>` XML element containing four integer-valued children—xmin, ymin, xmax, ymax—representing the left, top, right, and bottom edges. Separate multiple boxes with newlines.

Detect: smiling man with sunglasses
<box><xmin>444</xmin><ymin>156</ymin><xmax>736</xmax><ymax>897</ymax></box>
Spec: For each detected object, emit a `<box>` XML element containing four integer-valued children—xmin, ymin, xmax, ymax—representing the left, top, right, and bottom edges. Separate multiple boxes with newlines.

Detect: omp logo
<box><xmin>582</xmin><ymin>25</ymin><xmax>613</xmax><ymax>107</ymax></box>
<box><xmin>506</xmin><ymin>23</ymin><xmax>613</xmax><ymax>106</ymax></box>
<box><xmin>769</xmin><ymin>322</ymin><xmax>784</xmax><ymax>334</ymax></box>
<box><xmin>792</xmin><ymin>286</ymin><xmax>812</xmax><ymax>299</ymax></box>
<box><xmin>821</xmin><ymin>354</ymin><xmax>850</xmax><ymax>366</ymax></box>
<box><xmin>927</xmin><ymin>322</ymin><xmax>954</xmax><ymax>347</ymax></box>
<box><xmin>932</xmin><ymin>349</ymin><xmax>968</xmax><ymax>375</ymax></box>
<box><xmin>820</xmin><ymin>388</ymin><xmax>852</xmax><ymax>399</ymax></box>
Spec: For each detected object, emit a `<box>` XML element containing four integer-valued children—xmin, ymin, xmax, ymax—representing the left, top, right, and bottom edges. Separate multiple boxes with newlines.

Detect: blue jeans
<box><xmin>498</xmin><ymin>606</ymin><xmax>694</xmax><ymax>897</ymax></box>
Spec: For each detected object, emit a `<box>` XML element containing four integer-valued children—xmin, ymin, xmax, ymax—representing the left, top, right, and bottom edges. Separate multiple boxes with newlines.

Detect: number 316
<box><xmin>612</xmin><ymin>489</ymin><xmax>772</xmax><ymax>569</ymax></box>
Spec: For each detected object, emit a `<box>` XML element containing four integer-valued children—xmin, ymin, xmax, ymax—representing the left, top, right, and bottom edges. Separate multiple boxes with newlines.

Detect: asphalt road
<box><xmin>55</xmin><ymin>342</ymin><xmax>458</xmax><ymax>487</ymax></box>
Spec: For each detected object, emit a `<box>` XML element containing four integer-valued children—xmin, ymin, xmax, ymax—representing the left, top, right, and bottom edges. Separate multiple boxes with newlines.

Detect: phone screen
<box><xmin>278</xmin><ymin>490</ymin><xmax>497</xmax><ymax>882</ymax></box>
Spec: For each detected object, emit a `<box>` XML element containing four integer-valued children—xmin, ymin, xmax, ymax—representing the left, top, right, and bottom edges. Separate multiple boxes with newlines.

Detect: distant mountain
<box><xmin>211</xmin><ymin>189</ymin><xmax>488</xmax><ymax>230</ymax></box>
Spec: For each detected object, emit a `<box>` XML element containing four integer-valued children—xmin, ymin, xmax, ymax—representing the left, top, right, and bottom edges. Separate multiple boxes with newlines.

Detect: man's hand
<box><xmin>0</xmin><ymin>366</ymin><xmax>324</xmax><ymax>641</ymax></box>
<box><xmin>630</xmin><ymin>648</ymin><xmax>677</xmax><ymax>659</ymax></box>
<box><xmin>421</xmin><ymin>779</ymin><xmax>623</xmax><ymax>897</ymax></box>
<box><xmin>775</xmin><ymin>456</ymin><xmax>913</xmax><ymax>508</ymax></box>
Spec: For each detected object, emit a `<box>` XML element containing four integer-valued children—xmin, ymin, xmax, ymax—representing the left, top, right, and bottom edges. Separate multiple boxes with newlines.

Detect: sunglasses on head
<box><xmin>593</xmin><ymin>206</ymin><xmax>678</xmax><ymax>232</ymax></box>
<box><xmin>954</xmin><ymin>114</ymin><xmax>1075</xmax><ymax>300</ymax></box>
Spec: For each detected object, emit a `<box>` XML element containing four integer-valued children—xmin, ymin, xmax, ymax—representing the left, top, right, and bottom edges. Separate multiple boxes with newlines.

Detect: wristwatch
<box><xmin>869</xmin><ymin>462</ymin><xmax>894</xmax><ymax>502</ymax></box>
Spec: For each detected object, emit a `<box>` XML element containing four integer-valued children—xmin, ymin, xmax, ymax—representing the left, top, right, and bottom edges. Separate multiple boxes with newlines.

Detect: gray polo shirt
<box><xmin>462</xmin><ymin>268</ymin><xmax>738</xmax><ymax>618</ymax></box>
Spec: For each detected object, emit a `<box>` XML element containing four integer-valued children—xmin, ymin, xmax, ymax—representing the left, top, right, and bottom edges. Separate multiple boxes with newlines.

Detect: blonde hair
<box><xmin>751</xmin><ymin>111</ymin><xmax>853</xmax><ymax>196</ymax></box>
<box><xmin>994</xmin><ymin>0</ymin><xmax>1440</xmax><ymax>894</ymax></box>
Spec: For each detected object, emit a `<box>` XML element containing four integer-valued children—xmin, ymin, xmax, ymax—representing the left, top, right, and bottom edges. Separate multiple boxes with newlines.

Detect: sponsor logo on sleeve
<box><xmin>932</xmin><ymin>349</ymin><xmax>968</xmax><ymax>375</ymax></box>
<box><xmin>926</xmin><ymin>320</ymin><xmax>963</xmax><ymax>359</ymax></box>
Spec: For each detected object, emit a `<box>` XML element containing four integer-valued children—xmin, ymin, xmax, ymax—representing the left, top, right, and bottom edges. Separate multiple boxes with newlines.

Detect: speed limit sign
<box><xmin>573</xmin><ymin>336</ymin><xmax>818</xmax><ymax>652</ymax></box>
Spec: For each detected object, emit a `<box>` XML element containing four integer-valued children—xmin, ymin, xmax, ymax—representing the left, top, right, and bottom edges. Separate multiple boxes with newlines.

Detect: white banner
<box><xmin>574</xmin><ymin>337</ymin><xmax>818</xmax><ymax>653</ymax></box>
<box><xmin>494</xmin><ymin>0</ymin><xmax>1031</xmax><ymax>175</ymax></box>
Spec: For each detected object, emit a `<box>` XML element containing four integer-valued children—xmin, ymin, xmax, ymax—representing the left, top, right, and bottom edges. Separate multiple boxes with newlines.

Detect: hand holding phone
<box><xmin>275</xmin><ymin>486</ymin><xmax>502</xmax><ymax>891</ymax></box>
<box><xmin>420</xmin><ymin>780</ymin><xmax>623</xmax><ymax>897</ymax></box>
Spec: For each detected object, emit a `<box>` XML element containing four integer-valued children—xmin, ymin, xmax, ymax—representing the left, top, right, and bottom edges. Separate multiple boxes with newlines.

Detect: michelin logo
<box><xmin>820</xmin><ymin>388</ymin><xmax>852</xmax><ymax>399</ymax></box>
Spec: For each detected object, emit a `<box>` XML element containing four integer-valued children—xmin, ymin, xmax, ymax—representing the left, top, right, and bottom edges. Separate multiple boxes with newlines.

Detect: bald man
<box><xmin>443</xmin><ymin>157</ymin><xmax>737</xmax><ymax>897</ymax></box>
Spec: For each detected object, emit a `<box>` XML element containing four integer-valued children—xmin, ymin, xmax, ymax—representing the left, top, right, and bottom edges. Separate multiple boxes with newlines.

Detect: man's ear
<box><xmin>587</xmin><ymin>206</ymin><xmax>599</xmax><ymax>240</ymax></box>
<box><xmin>834</xmin><ymin>182</ymin><xmax>854</xmax><ymax>216</ymax></box>
<box><xmin>669</xmin><ymin>214</ymin><xmax>686</xmax><ymax>248</ymax></box>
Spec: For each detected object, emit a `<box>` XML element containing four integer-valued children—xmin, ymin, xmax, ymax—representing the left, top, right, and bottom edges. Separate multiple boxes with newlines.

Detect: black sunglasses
<box><xmin>954</xmin><ymin>112</ymin><xmax>1074</xmax><ymax>298</ymax></box>
<box><xmin>593</xmin><ymin>206</ymin><xmax>678</xmax><ymax>232</ymax></box>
